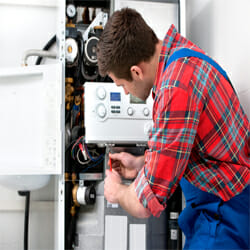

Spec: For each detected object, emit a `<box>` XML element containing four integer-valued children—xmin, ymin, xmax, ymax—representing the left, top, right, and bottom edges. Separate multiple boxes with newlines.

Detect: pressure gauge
<box><xmin>66</xmin><ymin>4</ymin><xmax>76</xmax><ymax>19</ymax></box>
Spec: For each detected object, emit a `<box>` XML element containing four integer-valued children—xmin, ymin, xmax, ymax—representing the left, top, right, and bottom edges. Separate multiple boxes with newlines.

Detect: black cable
<box><xmin>75</xmin><ymin>32</ymin><xmax>84</xmax><ymax>85</ymax></box>
<box><xmin>18</xmin><ymin>191</ymin><xmax>30</xmax><ymax>250</ymax></box>
<box><xmin>35</xmin><ymin>35</ymin><xmax>57</xmax><ymax>65</ymax></box>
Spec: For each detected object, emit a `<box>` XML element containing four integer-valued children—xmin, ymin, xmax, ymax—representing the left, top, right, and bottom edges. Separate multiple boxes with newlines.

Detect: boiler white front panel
<box><xmin>84</xmin><ymin>82</ymin><xmax>153</xmax><ymax>144</ymax></box>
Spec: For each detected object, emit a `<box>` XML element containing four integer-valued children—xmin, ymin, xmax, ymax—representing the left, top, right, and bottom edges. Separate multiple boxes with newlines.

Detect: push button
<box><xmin>143</xmin><ymin>107</ymin><xmax>150</xmax><ymax>116</ymax></box>
<box><xmin>127</xmin><ymin>107</ymin><xmax>134</xmax><ymax>116</ymax></box>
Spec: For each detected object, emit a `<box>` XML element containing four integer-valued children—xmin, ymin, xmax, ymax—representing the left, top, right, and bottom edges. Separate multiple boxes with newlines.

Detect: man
<box><xmin>97</xmin><ymin>8</ymin><xmax>249</xmax><ymax>249</ymax></box>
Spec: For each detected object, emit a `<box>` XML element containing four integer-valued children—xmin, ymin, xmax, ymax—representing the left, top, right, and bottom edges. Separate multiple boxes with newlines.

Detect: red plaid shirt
<box><xmin>135</xmin><ymin>25</ymin><xmax>250</xmax><ymax>217</ymax></box>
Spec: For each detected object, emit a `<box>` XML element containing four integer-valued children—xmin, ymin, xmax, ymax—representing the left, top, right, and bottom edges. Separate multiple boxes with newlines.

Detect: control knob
<box><xmin>127</xmin><ymin>107</ymin><xmax>134</xmax><ymax>116</ymax></box>
<box><xmin>96</xmin><ymin>104</ymin><xmax>106</xmax><ymax>118</ymax></box>
<box><xmin>96</xmin><ymin>87</ymin><xmax>106</xmax><ymax>100</ymax></box>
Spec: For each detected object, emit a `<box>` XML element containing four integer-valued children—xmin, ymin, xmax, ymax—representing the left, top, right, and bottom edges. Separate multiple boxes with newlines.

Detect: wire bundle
<box><xmin>70</xmin><ymin>136</ymin><xmax>104</xmax><ymax>172</ymax></box>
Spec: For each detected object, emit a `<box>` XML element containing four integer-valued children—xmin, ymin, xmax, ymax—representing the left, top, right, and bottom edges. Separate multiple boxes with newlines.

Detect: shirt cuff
<box><xmin>134</xmin><ymin>168</ymin><xmax>166</xmax><ymax>217</ymax></box>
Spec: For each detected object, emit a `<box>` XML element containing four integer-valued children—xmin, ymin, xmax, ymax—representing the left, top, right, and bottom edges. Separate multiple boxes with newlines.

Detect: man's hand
<box><xmin>104</xmin><ymin>169</ymin><xmax>151</xmax><ymax>219</ymax></box>
<box><xmin>109</xmin><ymin>152</ymin><xmax>144</xmax><ymax>179</ymax></box>
<box><xmin>104</xmin><ymin>169</ymin><xmax>123</xmax><ymax>204</ymax></box>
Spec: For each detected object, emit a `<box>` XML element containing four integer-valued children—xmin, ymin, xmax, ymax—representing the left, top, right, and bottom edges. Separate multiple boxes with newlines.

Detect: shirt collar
<box><xmin>162</xmin><ymin>24</ymin><xmax>178</xmax><ymax>58</ymax></box>
<box><xmin>152</xmin><ymin>24</ymin><xmax>178</xmax><ymax>96</ymax></box>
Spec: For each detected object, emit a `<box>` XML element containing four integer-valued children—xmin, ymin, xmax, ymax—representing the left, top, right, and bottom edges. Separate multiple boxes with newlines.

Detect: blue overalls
<box><xmin>179</xmin><ymin>178</ymin><xmax>249</xmax><ymax>249</ymax></box>
<box><xmin>165</xmin><ymin>49</ymin><xmax>250</xmax><ymax>249</ymax></box>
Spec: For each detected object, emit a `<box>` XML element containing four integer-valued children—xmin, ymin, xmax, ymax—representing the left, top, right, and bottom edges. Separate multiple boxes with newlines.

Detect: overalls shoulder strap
<box><xmin>164</xmin><ymin>48</ymin><xmax>235</xmax><ymax>91</ymax></box>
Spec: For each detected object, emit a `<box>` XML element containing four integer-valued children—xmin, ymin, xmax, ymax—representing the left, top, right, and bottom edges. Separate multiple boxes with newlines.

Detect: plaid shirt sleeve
<box><xmin>134</xmin><ymin>61</ymin><xmax>201</xmax><ymax>217</ymax></box>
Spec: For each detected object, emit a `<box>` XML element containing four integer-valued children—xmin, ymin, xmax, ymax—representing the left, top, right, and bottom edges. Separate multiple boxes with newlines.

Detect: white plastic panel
<box><xmin>105</xmin><ymin>215</ymin><xmax>127</xmax><ymax>250</ymax></box>
<box><xmin>84</xmin><ymin>82</ymin><xmax>153</xmax><ymax>144</ymax></box>
<box><xmin>129</xmin><ymin>224</ymin><xmax>146</xmax><ymax>250</ymax></box>
<box><xmin>0</xmin><ymin>63</ymin><xmax>62</xmax><ymax>175</ymax></box>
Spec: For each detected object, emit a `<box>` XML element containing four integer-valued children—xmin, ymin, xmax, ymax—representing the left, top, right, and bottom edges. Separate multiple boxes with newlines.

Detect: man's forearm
<box><xmin>117</xmin><ymin>181</ymin><xmax>151</xmax><ymax>219</ymax></box>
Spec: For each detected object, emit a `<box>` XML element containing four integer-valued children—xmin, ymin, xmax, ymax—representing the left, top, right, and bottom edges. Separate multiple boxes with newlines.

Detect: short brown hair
<box><xmin>97</xmin><ymin>8</ymin><xmax>158</xmax><ymax>81</ymax></box>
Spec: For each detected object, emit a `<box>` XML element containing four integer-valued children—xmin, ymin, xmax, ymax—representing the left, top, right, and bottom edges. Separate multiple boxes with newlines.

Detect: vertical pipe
<box><xmin>18</xmin><ymin>191</ymin><xmax>30</xmax><ymax>250</ymax></box>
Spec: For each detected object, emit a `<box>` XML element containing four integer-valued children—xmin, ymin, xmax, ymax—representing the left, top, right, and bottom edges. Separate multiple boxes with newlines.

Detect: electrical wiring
<box><xmin>76</xmin><ymin>148</ymin><xmax>91</xmax><ymax>165</ymax></box>
<box><xmin>71</xmin><ymin>136</ymin><xmax>104</xmax><ymax>166</ymax></box>
<box><xmin>78</xmin><ymin>143</ymin><xmax>88</xmax><ymax>160</ymax></box>
<box><xmin>83</xmin><ymin>143</ymin><xmax>104</xmax><ymax>162</ymax></box>
<box><xmin>65</xmin><ymin>137</ymin><xmax>78</xmax><ymax>153</ymax></box>
<box><xmin>80</xmin><ymin>157</ymin><xmax>104</xmax><ymax>173</ymax></box>
<box><xmin>71</xmin><ymin>136</ymin><xmax>84</xmax><ymax>159</ymax></box>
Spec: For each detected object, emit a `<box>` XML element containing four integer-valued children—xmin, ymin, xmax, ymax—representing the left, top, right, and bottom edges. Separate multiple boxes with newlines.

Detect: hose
<box><xmin>36</xmin><ymin>35</ymin><xmax>57</xmax><ymax>65</ymax></box>
<box><xmin>18</xmin><ymin>191</ymin><xmax>30</xmax><ymax>250</ymax></box>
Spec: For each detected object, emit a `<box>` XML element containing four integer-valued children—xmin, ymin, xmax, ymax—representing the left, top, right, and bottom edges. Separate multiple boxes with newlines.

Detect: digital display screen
<box><xmin>110</xmin><ymin>92</ymin><xmax>121</xmax><ymax>101</ymax></box>
<box><xmin>130</xmin><ymin>94</ymin><xmax>146</xmax><ymax>104</ymax></box>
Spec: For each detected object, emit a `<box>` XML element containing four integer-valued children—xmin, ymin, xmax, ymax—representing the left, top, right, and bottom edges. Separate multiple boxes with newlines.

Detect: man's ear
<box><xmin>130</xmin><ymin>65</ymin><xmax>143</xmax><ymax>81</ymax></box>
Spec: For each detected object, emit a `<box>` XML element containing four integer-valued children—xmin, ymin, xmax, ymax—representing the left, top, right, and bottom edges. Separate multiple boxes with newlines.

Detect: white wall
<box><xmin>186</xmin><ymin>0</ymin><xmax>250</xmax><ymax>118</ymax></box>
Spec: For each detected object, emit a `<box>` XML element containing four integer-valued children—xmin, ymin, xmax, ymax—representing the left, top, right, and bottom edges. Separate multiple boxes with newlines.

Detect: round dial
<box><xmin>66</xmin><ymin>4</ymin><xmax>76</xmax><ymax>19</ymax></box>
<box><xmin>96</xmin><ymin>104</ymin><xmax>107</xmax><ymax>118</ymax></box>
<box><xmin>96</xmin><ymin>87</ymin><xmax>106</xmax><ymax>100</ymax></box>
<box><xmin>127</xmin><ymin>107</ymin><xmax>134</xmax><ymax>116</ymax></box>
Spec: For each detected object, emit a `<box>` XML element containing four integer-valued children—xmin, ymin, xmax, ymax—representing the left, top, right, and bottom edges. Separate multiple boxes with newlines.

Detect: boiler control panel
<box><xmin>84</xmin><ymin>82</ymin><xmax>153</xmax><ymax>144</ymax></box>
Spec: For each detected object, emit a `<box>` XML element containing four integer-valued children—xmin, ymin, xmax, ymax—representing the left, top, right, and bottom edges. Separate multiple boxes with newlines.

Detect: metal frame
<box><xmin>57</xmin><ymin>0</ymin><xmax>66</xmax><ymax>249</ymax></box>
